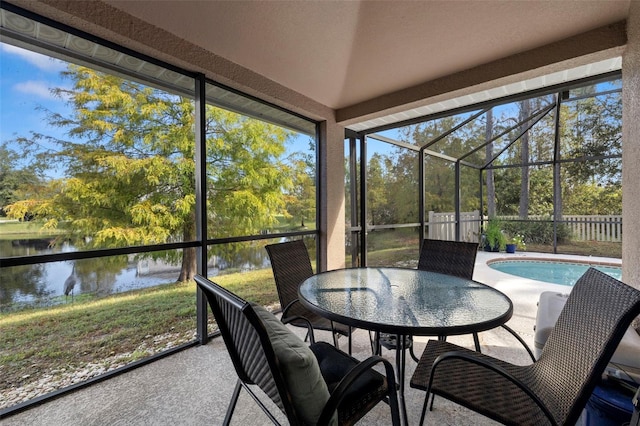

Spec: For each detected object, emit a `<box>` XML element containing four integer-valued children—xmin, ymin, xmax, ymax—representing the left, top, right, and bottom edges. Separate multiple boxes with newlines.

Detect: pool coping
<box><xmin>485</xmin><ymin>256</ymin><xmax>622</xmax><ymax>269</ymax></box>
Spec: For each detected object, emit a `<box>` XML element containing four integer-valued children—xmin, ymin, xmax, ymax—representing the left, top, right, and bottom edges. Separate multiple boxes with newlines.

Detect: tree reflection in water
<box><xmin>1</xmin><ymin>238</ymin><xmax>294</xmax><ymax>311</ymax></box>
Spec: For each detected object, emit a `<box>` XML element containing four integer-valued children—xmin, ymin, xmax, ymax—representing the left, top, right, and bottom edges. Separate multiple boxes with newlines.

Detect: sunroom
<box><xmin>1</xmin><ymin>1</ymin><xmax>639</xmax><ymax>424</ymax></box>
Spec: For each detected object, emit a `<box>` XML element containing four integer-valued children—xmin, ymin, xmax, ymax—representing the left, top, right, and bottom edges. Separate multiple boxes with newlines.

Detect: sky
<box><xmin>1</xmin><ymin>43</ymin><xmax>70</xmax><ymax>148</ymax></box>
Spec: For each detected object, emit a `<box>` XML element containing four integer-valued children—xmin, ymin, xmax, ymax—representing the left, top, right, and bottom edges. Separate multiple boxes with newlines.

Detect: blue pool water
<box><xmin>489</xmin><ymin>260</ymin><xmax>622</xmax><ymax>286</ymax></box>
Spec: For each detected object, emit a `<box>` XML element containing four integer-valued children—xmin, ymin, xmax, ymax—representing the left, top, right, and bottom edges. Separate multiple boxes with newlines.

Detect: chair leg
<box><xmin>395</xmin><ymin>334</ymin><xmax>409</xmax><ymax>424</ymax></box>
<box><xmin>223</xmin><ymin>379</ymin><xmax>242</xmax><ymax>426</ymax></box>
<box><xmin>348</xmin><ymin>327</ymin><xmax>352</xmax><ymax>355</ymax></box>
<box><xmin>332</xmin><ymin>331</ymin><xmax>352</xmax><ymax>355</ymax></box>
<box><xmin>426</xmin><ymin>333</ymin><xmax>480</xmax><ymax>414</ymax></box>
<box><xmin>419</xmin><ymin>392</ymin><xmax>430</xmax><ymax>426</ymax></box>
<box><xmin>409</xmin><ymin>343</ymin><xmax>420</xmax><ymax>363</ymax></box>
<box><xmin>370</xmin><ymin>330</ymin><xmax>381</xmax><ymax>355</ymax></box>
<box><xmin>330</xmin><ymin>321</ymin><xmax>340</xmax><ymax>349</ymax></box>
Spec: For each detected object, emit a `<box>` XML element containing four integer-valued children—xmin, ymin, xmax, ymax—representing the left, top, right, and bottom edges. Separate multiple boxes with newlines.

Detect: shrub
<box><xmin>501</xmin><ymin>219</ymin><xmax>572</xmax><ymax>245</ymax></box>
<box><xmin>484</xmin><ymin>217</ymin><xmax>507</xmax><ymax>250</ymax></box>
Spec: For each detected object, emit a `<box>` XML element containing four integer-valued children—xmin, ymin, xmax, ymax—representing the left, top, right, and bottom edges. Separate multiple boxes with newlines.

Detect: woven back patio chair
<box><xmin>417</xmin><ymin>238</ymin><xmax>478</xmax><ymax>279</ymax></box>
<box><xmin>378</xmin><ymin>239</ymin><xmax>481</xmax><ymax>356</ymax></box>
<box><xmin>418</xmin><ymin>239</ymin><xmax>482</xmax><ymax>350</ymax></box>
<box><xmin>416</xmin><ymin>238</ymin><xmax>534</xmax><ymax>360</ymax></box>
<box><xmin>195</xmin><ymin>275</ymin><xmax>401</xmax><ymax>426</ymax></box>
<box><xmin>410</xmin><ymin>267</ymin><xmax>640</xmax><ymax>426</ymax></box>
<box><xmin>265</xmin><ymin>240</ymin><xmax>352</xmax><ymax>353</ymax></box>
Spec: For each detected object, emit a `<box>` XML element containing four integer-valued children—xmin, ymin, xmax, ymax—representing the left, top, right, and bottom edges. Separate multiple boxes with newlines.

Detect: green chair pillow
<box><xmin>250</xmin><ymin>302</ymin><xmax>335</xmax><ymax>425</ymax></box>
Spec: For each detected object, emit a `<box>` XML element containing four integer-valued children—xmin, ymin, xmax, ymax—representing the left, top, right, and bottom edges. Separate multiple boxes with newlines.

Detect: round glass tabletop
<box><xmin>298</xmin><ymin>267</ymin><xmax>513</xmax><ymax>335</ymax></box>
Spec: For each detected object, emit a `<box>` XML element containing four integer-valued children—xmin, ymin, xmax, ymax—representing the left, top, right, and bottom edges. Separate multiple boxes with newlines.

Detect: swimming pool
<box><xmin>488</xmin><ymin>259</ymin><xmax>622</xmax><ymax>286</ymax></box>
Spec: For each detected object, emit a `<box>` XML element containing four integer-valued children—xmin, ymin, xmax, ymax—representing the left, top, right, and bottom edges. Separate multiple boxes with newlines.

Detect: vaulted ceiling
<box><xmin>106</xmin><ymin>1</ymin><xmax>629</xmax><ymax>109</ymax></box>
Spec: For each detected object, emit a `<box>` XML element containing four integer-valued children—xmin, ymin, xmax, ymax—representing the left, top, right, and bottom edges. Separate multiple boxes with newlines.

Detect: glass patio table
<box><xmin>298</xmin><ymin>267</ymin><xmax>513</xmax><ymax>425</ymax></box>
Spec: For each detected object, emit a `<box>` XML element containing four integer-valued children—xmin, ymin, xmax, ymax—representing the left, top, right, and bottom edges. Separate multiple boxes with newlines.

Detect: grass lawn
<box><xmin>0</xmin><ymin>220</ymin><xmax>64</xmax><ymax>240</ymax></box>
<box><xmin>0</xmin><ymin>268</ymin><xmax>279</xmax><ymax>399</ymax></box>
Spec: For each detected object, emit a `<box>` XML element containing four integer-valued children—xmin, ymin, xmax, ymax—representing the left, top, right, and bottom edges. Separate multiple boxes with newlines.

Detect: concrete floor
<box><xmin>2</xmin><ymin>251</ymin><xmax>619</xmax><ymax>426</ymax></box>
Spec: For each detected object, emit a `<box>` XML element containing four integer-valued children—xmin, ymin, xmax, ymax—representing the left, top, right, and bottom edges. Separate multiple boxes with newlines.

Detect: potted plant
<box><xmin>484</xmin><ymin>217</ymin><xmax>506</xmax><ymax>252</ymax></box>
<box><xmin>506</xmin><ymin>234</ymin><xmax>527</xmax><ymax>253</ymax></box>
<box><xmin>506</xmin><ymin>234</ymin><xmax>526</xmax><ymax>253</ymax></box>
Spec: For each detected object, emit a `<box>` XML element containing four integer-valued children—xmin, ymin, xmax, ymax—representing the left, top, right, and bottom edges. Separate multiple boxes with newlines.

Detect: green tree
<box><xmin>403</xmin><ymin>117</ymin><xmax>468</xmax><ymax>213</ymax></box>
<box><xmin>7</xmin><ymin>65</ymin><xmax>294</xmax><ymax>282</ymax></box>
<box><xmin>0</xmin><ymin>143</ymin><xmax>41</xmax><ymax>217</ymax></box>
<box><xmin>563</xmin><ymin>181</ymin><xmax>621</xmax><ymax>215</ymax></box>
<box><xmin>285</xmin><ymin>152</ymin><xmax>316</xmax><ymax>228</ymax></box>
<box><xmin>387</xmin><ymin>147</ymin><xmax>419</xmax><ymax>224</ymax></box>
<box><xmin>367</xmin><ymin>153</ymin><xmax>390</xmax><ymax>225</ymax></box>
<box><xmin>559</xmin><ymin>87</ymin><xmax>622</xmax><ymax>218</ymax></box>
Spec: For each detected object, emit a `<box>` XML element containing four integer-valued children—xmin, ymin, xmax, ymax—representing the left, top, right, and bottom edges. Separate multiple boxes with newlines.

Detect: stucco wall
<box><xmin>319</xmin><ymin>121</ymin><xmax>346</xmax><ymax>271</ymax></box>
<box><xmin>622</xmin><ymin>1</ymin><xmax>640</xmax><ymax>288</ymax></box>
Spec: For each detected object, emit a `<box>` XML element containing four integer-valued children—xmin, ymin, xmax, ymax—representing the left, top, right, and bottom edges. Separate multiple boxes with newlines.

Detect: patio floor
<box><xmin>3</xmin><ymin>252</ymin><xmax>618</xmax><ymax>425</ymax></box>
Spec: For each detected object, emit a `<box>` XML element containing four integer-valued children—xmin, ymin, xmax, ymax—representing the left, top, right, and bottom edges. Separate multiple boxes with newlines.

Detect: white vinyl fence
<box><xmin>427</xmin><ymin>212</ymin><xmax>622</xmax><ymax>242</ymax></box>
<box><xmin>427</xmin><ymin>211</ymin><xmax>480</xmax><ymax>242</ymax></box>
<box><xmin>565</xmin><ymin>215</ymin><xmax>622</xmax><ymax>242</ymax></box>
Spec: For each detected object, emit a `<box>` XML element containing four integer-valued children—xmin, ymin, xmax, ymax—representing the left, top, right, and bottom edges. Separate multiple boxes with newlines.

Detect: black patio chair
<box><xmin>195</xmin><ymin>275</ymin><xmax>401</xmax><ymax>426</ymax></box>
<box><xmin>265</xmin><ymin>240</ymin><xmax>353</xmax><ymax>353</ymax></box>
<box><xmin>416</xmin><ymin>238</ymin><xmax>533</xmax><ymax>360</ymax></box>
<box><xmin>417</xmin><ymin>238</ymin><xmax>478</xmax><ymax>279</ymax></box>
<box><xmin>418</xmin><ymin>239</ymin><xmax>480</xmax><ymax>349</ymax></box>
<box><xmin>378</xmin><ymin>239</ymin><xmax>481</xmax><ymax>357</ymax></box>
<box><xmin>410</xmin><ymin>267</ymin><xmax>640</xmax><ymax>426</ymax></box>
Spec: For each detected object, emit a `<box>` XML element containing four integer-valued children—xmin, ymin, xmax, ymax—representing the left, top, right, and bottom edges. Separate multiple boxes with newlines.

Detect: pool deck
<box><xmin>472</xmin><ymin>251</ymin><xmax>622</xmax><ymax>350</ymax></box>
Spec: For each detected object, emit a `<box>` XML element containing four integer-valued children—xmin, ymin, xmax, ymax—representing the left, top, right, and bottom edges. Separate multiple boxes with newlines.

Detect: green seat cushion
<box><xmin>250</xmin><ymin>303</ymin><xmax>335</xmax><ymax>425</ymax></box>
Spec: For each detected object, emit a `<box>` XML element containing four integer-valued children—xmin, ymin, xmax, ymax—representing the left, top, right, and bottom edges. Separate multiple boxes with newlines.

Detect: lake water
<box><xmin>0</xmin><ymin>238</ymin><xmax>274</xmax><ymax>311</ymax></box>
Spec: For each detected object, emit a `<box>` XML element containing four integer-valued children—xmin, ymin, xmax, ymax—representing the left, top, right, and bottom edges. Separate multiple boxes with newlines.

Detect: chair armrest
<box><xmin>500</xmin><ymin>324</ymin><xmax>536</xmax><ymax>362</ymax></box>
<box><xmin>317</xmin><ymin>355</ymin><xmax>400</xmax><ymax>425</ymax></box>
<box><xmin>281</xmin><ymin>298</ymin><xmax>301</xmax><ymax>318</ymax></box>
<box><xmin>429</xmin><ymin>350</ymin><xmax>557</xmax><ymax>426</ymax></box>
<box><xmin>281</xmin><ymin>312</ymin><xmax>316</xmax><ymax>344</ymax></box>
